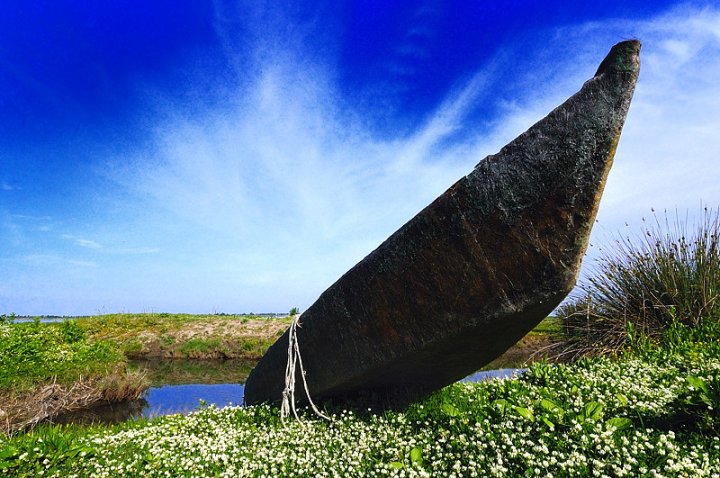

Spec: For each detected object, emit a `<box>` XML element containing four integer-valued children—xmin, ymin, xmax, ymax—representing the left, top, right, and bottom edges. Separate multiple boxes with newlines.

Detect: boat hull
<box><xmin>244</xmin><ymin>40</ymin><xmax>641</xmax><ymax>405</ymax></box>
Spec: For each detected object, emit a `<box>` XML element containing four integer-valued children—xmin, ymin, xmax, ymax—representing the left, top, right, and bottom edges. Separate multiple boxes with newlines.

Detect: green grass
<box><xmin>527</xmin><ymin>316</ymin><xmax>562</xmax><ymax>336</ymax></box>
<box><xmin>0</xmin><ymin>319</ymin><xmax>124</xmax><ymax>392</ymax></box>
<box><xmin>2</xmin><ymin>335</ymin><xmax>718</xmax><ymax>477</ymax></box>
<box><xmin>178</xmin><ymin>337</ymin><xmax>222</xmax><ymax>356</ymax></box>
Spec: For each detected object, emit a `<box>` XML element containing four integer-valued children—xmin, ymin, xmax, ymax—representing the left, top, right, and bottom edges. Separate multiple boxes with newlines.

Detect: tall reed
<box><xmin>558</xmin><ymin>207</ymin><xmax>720</xmax><ymax>357</ymax></box>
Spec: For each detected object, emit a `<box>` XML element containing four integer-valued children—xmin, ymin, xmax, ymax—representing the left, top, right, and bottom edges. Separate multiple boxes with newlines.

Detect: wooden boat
<box><xmin>244</xmin><ymin>40</ymin><xmax>640</xmax><ymax>406</ymax></box>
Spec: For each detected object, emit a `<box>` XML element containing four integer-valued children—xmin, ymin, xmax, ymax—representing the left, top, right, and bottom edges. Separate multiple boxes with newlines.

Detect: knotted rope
<box><xmin>280</xmin><ymin>314</ymin><xmax>330</xmax><ymax>424</ymax></box>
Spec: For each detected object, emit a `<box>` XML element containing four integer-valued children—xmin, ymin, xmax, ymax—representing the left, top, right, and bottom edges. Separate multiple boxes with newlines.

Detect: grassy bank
<box><xmin>0</xmin><ymin>318</ymin><xmax>146</xmax><ymax>435</ymax></box>
<box><xmin>76</xmin><ymin>313</ymin><xmax>291</xmax><ymax>360</ymax></box>
<box><xmin>0</xmin><ymin>312</ymin><xmax>561</xmax><ymax>434</ymax></box>
<box><xmin>2</xmin><ymin>328</ymin><xmax>717</xmax><ymax>477</ymax></box>
<box><xmin>68</xmin><ymin>312</ymin><xmax>554</xmax><ymax>363</ymax></box>
<box><xmin>0</xmin><ymin>313</ymin><xmax>292</xmax><ymax>434</ymax></box>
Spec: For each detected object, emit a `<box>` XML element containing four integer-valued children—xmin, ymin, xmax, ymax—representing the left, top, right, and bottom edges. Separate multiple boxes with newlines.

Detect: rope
<box><xmin>280</xmin><ymin>314</ymin><xmax>330</xmax><ymax>424</ymax></box>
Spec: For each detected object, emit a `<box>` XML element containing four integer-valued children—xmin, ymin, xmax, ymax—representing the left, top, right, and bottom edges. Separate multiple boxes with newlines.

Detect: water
<box><xmin>54</xmin><ymin>383</ymin><xmax>244</xmax><ymax>425</ymax></box>
<box><xmin>54</xmin><ymin>360</ymin><xmax>249</xmax><ymax>425</ymax></box>
<box><xmin>462</xmin><ymin>368</ymin><xmax>525</xmax><ymax>382</ymax></box>
<box><xmin>145</xmin><ymin>383</ymin><xmax>245</xmax><ymax>417</ymax></box>
<box><xmin>13</xmin><ymin>317</ymin><xmax>70</xmax><ymax>323</ymax></box>
<box><xmin>54</xmin><ymin>361</ymin><xmax>525</xmax><ymax>426</ymax></box>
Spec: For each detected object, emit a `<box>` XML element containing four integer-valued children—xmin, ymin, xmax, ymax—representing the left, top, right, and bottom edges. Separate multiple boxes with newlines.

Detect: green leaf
<box><xmin>492</xmin><ymin>398</ymin><xmax>510</xmax><ymax>416</ymax></box>
<box><xmin>410</xmin><ymin>447</ymin><xmax>423</xmax><ymax>466</ymax></box>
<box><xmin>388</xmin><ymin>461</ymin><xmax>404</xmax><ymax>470</ymax></box>
<box><xmin>0</xmin><ymin>447</ymin><xmax>17</xmax><ymax>460</ymax></box>
<box><xmin>541</xmin><ymin>417</ymin><xmax>555</xmax><ymax>428</ymax></box>
<box><xmin>540</xmin><ymin>398</ymin><xmax>562</xmax><ymax>413</ymax></box>
<box><xmin>442</xmin><ymin>402</ymin><xmax>460</xmax><ymax>417</ymax></box>
<box><xmin>615</xmin><ymin>393</ymin><xmax>629</xmax><ymax>407</ymax></box>
<box><xmin>606</xmin><ymin>417</ymin><xmax>632</xmax><ymax>432</ymax></box>
<box><xmin>514</xmin><ymin>406</ymin><xmax>535</xmax><ymax>422</ymax></box>
<box><xmin>584</xmin><ymin>401</ymin><xmax>604</xmax><ymax>421</ymax></box>
<box><xmin>688</xmin><ymin>376</ymin><xmax>710</xmax><ymax>394</ymax></box>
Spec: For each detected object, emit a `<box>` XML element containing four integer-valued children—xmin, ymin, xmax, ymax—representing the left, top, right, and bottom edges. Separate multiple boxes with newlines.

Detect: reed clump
<box><xmin>558</xmin><ymin>207</ymin><xmax>720</xmax><ymax>357</ymax></box>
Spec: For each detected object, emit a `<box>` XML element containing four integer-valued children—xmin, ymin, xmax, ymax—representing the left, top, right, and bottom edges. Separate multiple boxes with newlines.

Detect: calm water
<box><xmin>145</xmin><ymin>383</ymin><xmax>244</xmax><ymax>416</ymax></box>
<box><xmin>13</xmin><ymin>317</ymin><xmax>69</xmax><ymax>323</ymax></box>
<box><xmin>54</xmin><ymin>361</ymin><xmax>524</xmax><ymax>425</ymax></box>
<box><xmin>462</xmin><ymin>368</ymin><xmax>525</xmax><ymax>383</ymax></box>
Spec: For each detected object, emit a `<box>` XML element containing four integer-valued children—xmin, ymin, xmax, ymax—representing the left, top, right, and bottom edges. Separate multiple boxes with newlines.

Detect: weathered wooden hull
<box><xmin>244</xmin><ymin>41</ymin><xmax>640</xmax><ymax>405</ymax></box>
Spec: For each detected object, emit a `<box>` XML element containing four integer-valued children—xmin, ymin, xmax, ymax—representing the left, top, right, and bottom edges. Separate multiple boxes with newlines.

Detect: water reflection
<box><xmin>129</xmin><ymin>358</ymin><xmax>254</xmax><ymax>386</ymax></box>
<box><xmin>54</xmin><ymin>362</ymin><xmax>524</xmax><ymax>426</ymax></box>
<box><xmin>54</xmin><ymin>398</ymin><xmax>149</xmax><ymax>425</ymax></box>
<box><xmin>54</xmin><ymin>383</ymin><xmax>245</xmax><ymax>426</ymax></box>
<box><xmin>54</xmin><ymin>359</ymin><xmax>250</xmax><ymax>426</ymax></box>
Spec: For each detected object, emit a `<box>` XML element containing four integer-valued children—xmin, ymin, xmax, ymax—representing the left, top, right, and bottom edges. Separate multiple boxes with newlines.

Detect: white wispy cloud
<box><xmin>508</xmin><ymin>6</ymin><xmax>720</xmax><ymax>246</ymax></box>
<box><xmin>1</xmin><ymin>212</ymin><xmax>53</xmax><ymax>247</ymax></box>
<box><xmin>76</xmin><ymin>238</ymin><xmax>102</xmax><ymax>249</ymax></box>
<box><xmin>61</xmin><ymin>234</ymin><xmax>102</xmax><ymax>249</ymax></box>
<box><xmin>431</xmin><ymin>5</ymin><xmax>720</xmax><ymax>244</ymax></box>
<box><xmin>60</xmin><ymin>233</ymin><xmax>160</xmax><ymax>255</ymax></box>
<box><xmin>456</xmin><ymin>5</ymin><xmax>720</xmax><ymax>288</ymax></box>
<box><xmin>599</xmin><ymin>7</ymin><xmax>720</xmax><ymax>220</ymax></box>
<box><xmin>107</xmin><ymin>4</ymin><xmax>720</xmax><ymax>309</ymax></box>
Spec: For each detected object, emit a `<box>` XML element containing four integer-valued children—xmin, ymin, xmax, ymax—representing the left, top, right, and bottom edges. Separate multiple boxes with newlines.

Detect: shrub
<box><xmin>558</xmin><ymin>207</ymin><xmax>720</xmax><ymax>356</ymax></box>
<box><xmin>0</xmin><ymin>321</ymin><xmax>123</xmax><ymax>390</ymax></box>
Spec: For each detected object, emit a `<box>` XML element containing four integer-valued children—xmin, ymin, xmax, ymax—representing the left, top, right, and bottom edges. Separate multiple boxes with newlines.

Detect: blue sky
<box><xmin>2</xmin><ymin>1</ymin><xmax>719</xmax><ymax>316</ymax></box>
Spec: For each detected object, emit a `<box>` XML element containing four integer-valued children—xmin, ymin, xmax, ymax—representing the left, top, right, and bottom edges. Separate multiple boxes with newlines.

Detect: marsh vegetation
<box><xmin>2</xmin><ymin>210</ymin><xmax>719</xmax><ymax>476</ymax></box>
<box><xmin>0</xmin><ymin>314</ymin><xmax>288</xmax><ymax>434</ymax></box>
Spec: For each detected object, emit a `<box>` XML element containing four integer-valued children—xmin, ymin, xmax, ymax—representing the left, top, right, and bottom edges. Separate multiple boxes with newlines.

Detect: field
<box><xmin>2</xmin><ymin>330</ymin><xmax>718</xmax><ymax>477</ymax></box>
<box><xmin>1</xmin><ymin>302</ymin><xmax>718</xmax><ymax>475</ymax></box>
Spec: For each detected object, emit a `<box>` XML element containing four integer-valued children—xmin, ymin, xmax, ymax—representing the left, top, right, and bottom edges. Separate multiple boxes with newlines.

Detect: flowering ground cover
<box><xmin>2</xmin><ymin>342</ymin><xmax>718</xmax><ymax>477</ymax></box>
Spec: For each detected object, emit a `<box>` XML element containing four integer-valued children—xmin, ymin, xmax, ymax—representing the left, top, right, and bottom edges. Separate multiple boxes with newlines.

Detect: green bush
<box><xmin>558</xmin><ymin>208</ymin><xmax>720</xmax><ymax>356</ymax></box>
<box><xmin>0</xmin><ymin>321</ymin><xmax>123</xmax><ymax>390</ymax></box>
<box><xmin>58</xmin><ymin>320</ymin><xmax>86</xmax><ymax>343</ymax></box>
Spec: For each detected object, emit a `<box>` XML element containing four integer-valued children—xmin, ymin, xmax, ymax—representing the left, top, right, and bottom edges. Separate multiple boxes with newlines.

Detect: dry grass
<box><xmin>0</xmin><ymin>369</ymin><xmax>148</xmax><ymax>436</ymax></box>
<box><xmin>78</xmin><ymin>314</ymin><xmax>291</xmax><ymax>360</ymax></box>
